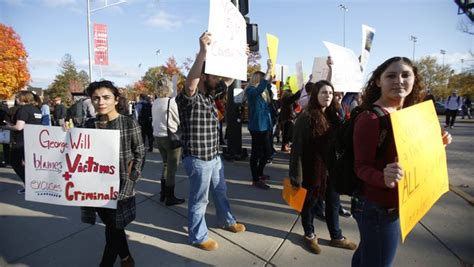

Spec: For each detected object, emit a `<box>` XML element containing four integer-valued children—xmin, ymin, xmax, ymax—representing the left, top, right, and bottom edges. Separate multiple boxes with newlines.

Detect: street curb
<box><xmin>449</xmin><ymin>185</ymin><xmax>474</xmax><ymax>206</ymax></box>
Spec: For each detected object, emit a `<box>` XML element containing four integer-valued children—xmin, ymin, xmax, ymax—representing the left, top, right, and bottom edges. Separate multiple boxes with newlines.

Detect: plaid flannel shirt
<box><xmin>176</xmin><ymin>91</ymin><xmax>219</xmax><ymax>161</ymax></box>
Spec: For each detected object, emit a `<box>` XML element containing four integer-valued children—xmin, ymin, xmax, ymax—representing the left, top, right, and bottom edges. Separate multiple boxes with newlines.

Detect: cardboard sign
<box><xmin>391</xmin><ymin>101</ymin><xmax>449</xmax><ymax>242</ymax></box>
<box><xmin>360</xmin><ymin>24</ymin><xmax>375</xmax><ymax>73</ymax></box>
<box><xmin>311</xmin><ymin>57</ymin><xmax>330</xmax><ymax>83</ymax></box>
<box><xmin>323</xmin><ymin>41</ymin><xmax>363</xmax><ymax>92</ymax></box>
<box><xmin>282</xmin><ymin>177</ymin><xmax>307</xmax><ymax>213</ymax></box>
<box><xmin>266</xmin><ymin>33</ymin><xmax>279</xmax><ymax>76</ymax></box>
<box><xmin>24</xmin><ymin>125</ymin><xmax>120</xmax><ymax>208</ymax></box>
<box><xmin>206</xmin><ymin>0</ymin><xmax>247</xmax><ymax>81</ymax></box>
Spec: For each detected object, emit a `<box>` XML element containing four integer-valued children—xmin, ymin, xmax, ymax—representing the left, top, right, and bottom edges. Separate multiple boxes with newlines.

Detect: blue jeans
<box><xmin>182</xmin><ymin>156</ymin><xmax>236</xmax><ymax>244</ymax></box>
<box><xmin>351</xmin><ymin>197</ymin><xmax>400</xmax><ymax>267</ymax></box>
<box><xmin>325</xmin><ymin>179</ymin><xmax>343</xmax><ymax>240</ymax></box>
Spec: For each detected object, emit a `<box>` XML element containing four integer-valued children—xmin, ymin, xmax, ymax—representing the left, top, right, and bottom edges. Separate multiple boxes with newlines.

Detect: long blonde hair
<box><xmin>247</xmin><ymin>71</ymin><xmax>271</xmax><ymax>103</ymax></box>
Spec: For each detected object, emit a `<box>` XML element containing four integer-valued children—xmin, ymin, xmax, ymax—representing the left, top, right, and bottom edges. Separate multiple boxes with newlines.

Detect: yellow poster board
<box><xmin>287</xmin><ymin>74</ymin><xmax>307</xmax><ymax>93</ymax></box>
<box><xmin>266</xmin><ymin>33</ymin><xmax>279</xmax><ymax>76</ymax></box>
<box><xmin>390</xmin><ymin>101</ymin><xmax>449</xmax><ymax>242</ymax></box>
<box><xmin>282</xmin><ymin>177</ymin><xmax>307</xmax><ymax>213</ymax></box>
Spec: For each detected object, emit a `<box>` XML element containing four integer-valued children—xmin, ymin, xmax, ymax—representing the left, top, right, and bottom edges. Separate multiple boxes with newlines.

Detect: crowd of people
<box><xmin>1</xmin><ymin>31</ymin><xmax>460</xmax><ymax>267</ymax></box>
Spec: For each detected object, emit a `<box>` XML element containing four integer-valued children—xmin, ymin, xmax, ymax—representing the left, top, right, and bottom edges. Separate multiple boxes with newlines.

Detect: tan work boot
<box><xmin>329</xmin><ymin>237</ymin><xmax>357</xmax><ymax>250</ymax></box>
<box><xmin>224</xmin><ymin>223</ymin><xmax>246</xmax><ymax>233</ymax></box>
<box><xmin>304</xmin><ymin>234</ymin><xmax>321</xmax><ymax>254</ymax></box>
<box><xmin>193</xmin><ymin>238</ymin><xmax>219</xmax><ymax>251</ymax></box>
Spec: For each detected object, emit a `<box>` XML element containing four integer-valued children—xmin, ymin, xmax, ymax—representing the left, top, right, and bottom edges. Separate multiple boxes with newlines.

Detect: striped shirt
<box><xmin>176</xmin><ymin>91</ymin><xmax>219</xmax><ymax>161</ymax></box>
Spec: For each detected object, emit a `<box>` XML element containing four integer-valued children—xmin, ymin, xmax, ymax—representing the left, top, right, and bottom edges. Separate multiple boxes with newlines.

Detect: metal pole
<box><xmin>339</xmin><ymin>4</ymin><xmax>348</xmax><ymax>47</ymax></box>
<box><xmin>87</xmin><ymin>0</ymin><xmax>92</xmax><ymax>83</ymax></box>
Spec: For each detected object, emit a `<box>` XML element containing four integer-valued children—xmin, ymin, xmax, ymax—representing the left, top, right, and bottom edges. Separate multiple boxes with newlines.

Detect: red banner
<box><xmin>93</xmin><ymin>23</ymin><xmax>108</xmax><ymax>65</ymax></box>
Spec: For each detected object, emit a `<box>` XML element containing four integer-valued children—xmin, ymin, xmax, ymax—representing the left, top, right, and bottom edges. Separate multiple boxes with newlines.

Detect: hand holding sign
<box><xmin>200</xmin><ymin>32</ymin><xmax>212</xmax><ymax>55</ymax></box>
<box><xmin>383</xmin><ymin>162</ymin><xmax>404</xmax><ymax>188</ymax></box>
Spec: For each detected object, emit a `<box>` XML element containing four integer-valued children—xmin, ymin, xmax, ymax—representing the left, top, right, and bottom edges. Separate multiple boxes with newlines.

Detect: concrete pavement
<box><xmin>0</xmin><ymin>120</ymin><xmax>473</xmax><ymax>267</ymax></box>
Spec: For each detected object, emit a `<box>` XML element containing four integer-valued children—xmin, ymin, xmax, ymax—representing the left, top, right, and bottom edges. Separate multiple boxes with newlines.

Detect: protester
<box><xmin>52</xmin><ymin>96</ymin><xmax>67</xmax><ymax>126</ymax></box>
<box><xmin>135</xmin><ymin>94</ymin><xmax>154</xmax><ymax>152</ymax></box>
<box><xmin>152</xmin><ymin>78</ymin><xmax>185</xmax><ymax>206</ymax></box>
<box><xmin>461</xmin><ymin>95</ymin><xmax>471</xmax><ymax>119</ymax></box>
<box><xmin>352</xmin><ymin>57</ymin><xmax>452</xmax><ymax>267</ymax></box>
<box><xmin>0</xmin><ymin>101</ymin><xmax>10</xmax><ymax>167</ymax></box>
<box><xmin>176</xmin><ymin>31</ymin><xmax>245</xmax><ymax>251</ymax></box>
<box><xmin>215</xmin><ymin>94</ymin><xmax>227</xmax><ymax>145</ymax></box>
<box><xmin>245</xmin><ymin>59</ymin><xmax>274</xmax><ymax>190</ymax></box>
<box><xmin>40</xmin><ymin>96</ymin><xmax>51</xmax><ymax>126</ymax></box>
<box><xmin>1</xmin><ymin>91</ymin><xmax>42</xmax><ymax>194</ymax></box>
<box><xmin>79</xmin><ymin>80</ymin><xmax>145</xmax><ymax>267</ymax></box>
<box><xmin>290</xmin><ymin>80</ymin><xmax>357</xmax><ymax>254</ymax></box>
<box><xmin>444</xmin><ymin>90</ymin><xmax>462</xmax><ymax>128</ymax></box>
<box><xmin>278</xmin><ymin>87</ymin><xmax>301</xmax><ymax>153</ymax></box>
<box><xmin>67</xmin><ymin>96</ymin><xmax>87</xmax><ymax>128</ymax></box>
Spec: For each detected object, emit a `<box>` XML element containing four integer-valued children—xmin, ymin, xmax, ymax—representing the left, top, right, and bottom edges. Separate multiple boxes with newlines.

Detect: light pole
<box><xmin>156</xmin><ymin>49</ymin><xmax>161</xmax><ymax>66</ymax></box>
<box><xmin>86</xmin><ymin>0</ymin><xmax>126</xmax><ymax>83</ymax></box>
<box><xmin>461</xmin><ymin>58</ymin><xmax>464</xmax><ymax>72</ymax></box>
<box><xmin>440</xmin><ymin>49</ymin><xmax>446</xmax><ymax>66</ymax></box>
<box><xmin>409</xmin><ymin>35</ymin><xmax>417</xmax><ymax>61</ymax></box>
<box><xmin>339</xmin><ymin>4</ymin><xmax>348</xmax><ymax>47</ymax></box>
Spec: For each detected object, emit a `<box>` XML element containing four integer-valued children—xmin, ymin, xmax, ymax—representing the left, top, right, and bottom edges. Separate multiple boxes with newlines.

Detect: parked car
<box><xmin>435</xmin><ymin>101</ymin><xmax>446</xmax><ymax>115</ymax></box>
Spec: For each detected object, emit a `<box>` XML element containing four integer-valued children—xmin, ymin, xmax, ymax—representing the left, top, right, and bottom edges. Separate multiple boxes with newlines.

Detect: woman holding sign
<box><xmin>352</xmin><ymin>57</ymin><xmax>451</xmax><ymax>267</ymax></box>
<box><xmin>290</xmin><ymin>80</ymin><xmax>357</xmax><ymax>254</ymax></box>
<box><xmin>80</xmin><ymin>80</ymin><xmax>145</xmax><ymax>267</ymax></box>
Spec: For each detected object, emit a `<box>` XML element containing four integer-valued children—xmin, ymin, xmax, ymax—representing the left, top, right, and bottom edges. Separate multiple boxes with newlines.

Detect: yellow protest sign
<box><xmin>266</xmin><ymin>33</ymin><xmax>279</xmax><ymax>76</ymax></box>
<box><xmin>287</xmin><ymin>74</ymin><xmax>307</xmax><ymax>93</ymax></box>
<box><xmin>390</xmin><ymin>101</ymin><xmax>449</xmax><ymax>242</ymax></box>
<box><xmin>282</xmin><ymin>177</ymin><xmax>307</xmax><ymax>213</ymax></box>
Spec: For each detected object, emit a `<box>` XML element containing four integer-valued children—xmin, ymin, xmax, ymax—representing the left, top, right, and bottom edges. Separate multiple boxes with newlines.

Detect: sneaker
<box><xmin>339</xmin><ymin>207</ymin><xmax>352</xmax><ymax>217</ymax></box>
<box><xmin>329</xmin><ymin>237</ymin><xmax>357</xmax><ymax>250</ymax></box>
<box><xmin>224</xmin><ymin>223</ymin><xmax>246</xmax><ymax>233</ymax></box>
<box><xmin>17</xmin><ymin>188</ymin><xmax>25</xmax><ymax>194</ymax></box>
<box><xmin>450</xmin><ymin>126</ymin><xmax>454</xmax><ymax>129</ymax></box>
<box><xmin>304</xmin><ymin>234</ymin><xmax>321</xmax><ymax>254</ymax></box>
<box><xmin>252</xmin><ymin>180</ymin><xmax>270</xmax><ymax>190</ymax></box>
<box><xmin>193</xmin><ymin>238</ymin><xmax>219</xmax><ymax>251</ymax></box>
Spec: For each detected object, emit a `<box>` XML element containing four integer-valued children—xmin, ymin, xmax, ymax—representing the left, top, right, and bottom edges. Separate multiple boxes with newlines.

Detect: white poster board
<box><xmin>275</xmin><ymin>64</ymin><xmax>289</xmax><ymax>82</ymax></box>
<box><xmin>360</xmin><ymin>24</ymin><xmax>375</xmax><ymax>74</ymax></box>
<box><xmin>323</xmin><ymin>41</ymin><xmax>363</xmax><ymax>93</ymax></box>
<box><xmin>206</xmin><ymin>0</ymin><xmax>247</xmax><ymax>81</ymax></box>
<box><xmin>296</xmin><ymin>61</ymin><xmax>304</xmax><ymax>90</ymax></box>
<box><xmin>24</xmin><ymin>125</ymin><xmax>120</xmax><ymax>208</ymax></box>
<box><xmin>311</xmin><ymin>57</ymin><xmax>330</xmax><ymax>83</ymax></box>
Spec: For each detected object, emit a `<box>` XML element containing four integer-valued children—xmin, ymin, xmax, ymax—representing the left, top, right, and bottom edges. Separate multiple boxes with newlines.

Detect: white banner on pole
<box><xmin>24</xmin><ymin>125</ymin><xmax>120</xmax><ymax>208</ymax></box>
<box><xmin>275</xmin><ymin>64</ymin><xmax>289</xmax><ymax>82</ymax></box>
<box><xmin>296</xmin><ymin>61</ymin><xmax>304</xmax><ymax>90</ymax></box>
<box><xmin>360</xmin><ymin>24</ymin><xmax>376</xmax><ymax>74</ymax></box>
<box><xmin>206</xmin><ymin>0</ymin><xmax>247</xmax><ymax>81</ymax></box>
<box><xmin>311</xmin><ymin>57</ymin><xmax>330</xmax><ymax>83</ymax></box>
<box><xmin>323</xmin><ymin>41</ymin><xmax>363</xmax><ymax>93</ymax></box>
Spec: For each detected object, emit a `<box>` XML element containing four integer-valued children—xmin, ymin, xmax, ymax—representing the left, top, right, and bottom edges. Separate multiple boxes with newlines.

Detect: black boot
<box><xmin>160</xmin><ymin>179</ymin><xmax>166</xmax><ymax>202</ymax></box>
<box><xmin>165</xmin><ymin>185</ymin><xmax>185</xmax><ymax>206</ymax></box>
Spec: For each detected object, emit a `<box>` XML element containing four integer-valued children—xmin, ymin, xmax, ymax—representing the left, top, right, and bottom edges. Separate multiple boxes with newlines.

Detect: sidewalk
<box><xmin>0</xmin><ymin>122</ymin><xmax>473</xmax><ymax>267</ymax></box>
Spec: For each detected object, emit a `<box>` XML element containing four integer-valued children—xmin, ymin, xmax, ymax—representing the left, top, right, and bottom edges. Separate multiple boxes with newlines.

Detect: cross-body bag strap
<box><xmin>166</xmin><ymin>97</ymin><xmax>171</xmax><ymax>131</ymax></box>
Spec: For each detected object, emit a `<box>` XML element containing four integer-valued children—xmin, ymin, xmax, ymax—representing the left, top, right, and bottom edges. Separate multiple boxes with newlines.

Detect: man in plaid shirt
<box><xmin>176</xmin><ymin>32</ymin><xmax>246</xmax><ymax>251</ymax></box>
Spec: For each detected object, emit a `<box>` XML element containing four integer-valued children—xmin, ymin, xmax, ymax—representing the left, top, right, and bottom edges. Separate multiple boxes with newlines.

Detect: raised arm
<box><xmin>185</xmin><ymin>32</ymin><xmax>212</xmax><ymax>97</ymax></box>
<box><xmin>326</xmin><ymin>56</ymin><xmax>333</xmax><ymax>82</ymax></box>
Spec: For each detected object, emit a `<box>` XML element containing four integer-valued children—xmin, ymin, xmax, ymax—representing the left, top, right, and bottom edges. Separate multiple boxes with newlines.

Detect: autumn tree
<box><xmin>247</xmin><ymin>51</ymin><xmax>262</xmax><ymax>79</ymax></box>
<box><xmin>415</xmin><ymin>56</ymin><xmax>453</xmax><ymax>99</ymax></box>
<box><xmin>46</xmin><ymin>54</ymin><xmax>89</xmax><ymax>104</ymax></box>
<box><xmin>0</xmin><ymin>24</ymin><xmax>30</xmax><ymax>99</ymax></box>
<box><xmin>448</xmin><ymin>72</ymin><xmax>474</xmax><ymax>98</ymax></box>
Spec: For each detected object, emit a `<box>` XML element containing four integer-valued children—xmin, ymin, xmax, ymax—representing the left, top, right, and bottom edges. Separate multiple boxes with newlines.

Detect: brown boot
<box><xmin>121</xmin><ymin>255</ymin><xmax>135</xmax><ymax>267</ymax></box>
<box><xmin>223</xmin><ymin>223</ymin><xmax>246</xmax><ymax>233</ymax></box>
<box><xmin>193</xmin><ymin>238</ymin><xmax>219</xmax><ymax>251</ymax></box>
<box><xmin>329</xmin><ymin>237</ymin><xmax>357</xmax><ymax>250</ymax></box>
<box><xmin>304</xmin><ymin>234</ymin><xmax>321</xmax><ymax>254</ymax></box>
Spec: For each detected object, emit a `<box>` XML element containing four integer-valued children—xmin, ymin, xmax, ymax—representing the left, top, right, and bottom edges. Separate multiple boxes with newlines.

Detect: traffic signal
<box><xmin>247</xmin><ymin>23</ymin><xmax>259</xmax><ymax>52</ymax></box>
<box><xmin>238</xmin><ymin>0</ymin><xmax>249</xmax><ymax>15</ymax></box>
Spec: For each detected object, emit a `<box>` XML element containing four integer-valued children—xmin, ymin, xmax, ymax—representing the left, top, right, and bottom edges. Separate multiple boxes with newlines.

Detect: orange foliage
<box><xmin>0</xmin><ymin>24</ymin><xmax>30</xmax><ymax>99</ymax></box>
<box><xmin>163</xmin><ymin>56</ymin><xmax>181</xmax><ymax>76</ymax></box>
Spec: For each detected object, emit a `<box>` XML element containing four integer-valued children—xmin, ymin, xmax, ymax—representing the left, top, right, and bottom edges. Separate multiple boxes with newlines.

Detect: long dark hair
<box><xmin>305</xmin><ymin>80</ymin><xmax>340</xmax><ymax>137</ymax></box>
<box><xmin>360</xmin><ymin>57</ymin><xmax>425</xmax><ymax>110</ymax></box>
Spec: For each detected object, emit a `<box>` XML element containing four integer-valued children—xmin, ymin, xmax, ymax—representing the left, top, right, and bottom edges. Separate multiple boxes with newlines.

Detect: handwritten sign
<box><xmin>391</xmin><ymin>101</ymin><xmax>449</xmax><ymax>242</ymax></box>
<box><xmin>323</xmin><ymin>41</ymin><xmax>363</xmax><ymax>93</ymax></box>
<box><xmin>207</xmin><ymin>0</ymin><xmax>247</xmax><ymax>81</ymax></box>
<box><xmin>360</xmin><ymin>24</ymin><xmax>375</xmax><ymax>73</ymax></box>
<box><xmin>24</xmin><ymin>125</ymin><xmax>120</xmax><ymax>208</ymax></box>
<box><xmin>266</xmin><ymin>33</ymin><xmax>279</xmax><ymax>76</ymax></box>
<box><xmin>311</xmin><ymin>57</ymin><xmax>330</xmax><ymax>83</ymax></box>
<box><xmin>295</xmin><ymin>61</ymin><xmax>304</xmax><ymax>91</ymax></box>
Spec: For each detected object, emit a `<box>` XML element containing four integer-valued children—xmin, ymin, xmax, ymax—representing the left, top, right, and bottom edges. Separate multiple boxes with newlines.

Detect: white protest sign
<box><xmin>206</xmin><ymin>0</ymin><xmax>247</xmax><ymax>81</ymax></box>
<box><xmin>296</xmin><ymin>61</ymin><xmax>304</xmax><ymax>90</ymax></box>
<box><xmin>360</xmin><ymin>24</ymin><xmax>375</xmax><ymax>74</ymax></box>
<box><xmin>311</xmin><ymin>57</ymin><xmax>330</xmax><ymax>83</ymax></box>
<box><xmin>275</xmin><ymin>64</ymin><xmax>289</xmax><ymax>82</ymax></box>
<box><xmin>24</xmin><ymin>125</ymin><xmax>120</xmax><ymax>208</ymax></box>
<box><xmin>323</xmin><ymin>41</ymin><xmax>363</xmax><ymax>93</ymax></box>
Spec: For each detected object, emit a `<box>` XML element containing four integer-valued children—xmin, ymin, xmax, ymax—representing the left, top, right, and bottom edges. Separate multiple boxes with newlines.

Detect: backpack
<box><xmin>328</xmin><ymin>105</ymin><xmax>390</xmax><ymax>196</ymax></box>
<box><xmin>138</xmin><ymin>102</ymin><xmax>152</xmax><ymax>124</ymax></box>
<box><xmin>68</xmin><ymin>100</ymin><xmax>86</xmax><ymax>127</ymax></box>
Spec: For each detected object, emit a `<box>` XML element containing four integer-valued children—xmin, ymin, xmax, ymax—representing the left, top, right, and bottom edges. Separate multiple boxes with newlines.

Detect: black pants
<box><xmin>250</xmin><ymin>130</ymin><xmax>272</xmax><ymax>182</ymax></box>
<box><xmin>10</xmin><ymin>146</ymin><xmax>25</xmax><ymax>183</ymax></box>
<box><xmin>140</xmin><ymin>123</ymin><xmax>154</xmax><ymax>149</ymax></box>
<box><xmin>97</xmin><ymin>208</ymin><xmax>131</xmax><ymax>267</ymax></box>
<box><xmin>281</xmin><ymin>121</ymin><xmax>294</xmax><ymax>146</ymax></box>
<box><xmin>445</xmin><ymin>109</ymin><xmax>458</xmax><ymax>127</ymax></box>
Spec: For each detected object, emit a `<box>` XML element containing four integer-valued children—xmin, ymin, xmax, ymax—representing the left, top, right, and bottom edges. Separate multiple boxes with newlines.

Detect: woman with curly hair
<box><xmin>351</xmin><ymin>57</ymin><xmax>452</xmax><ymax>267</ymax></box>
<box><xmin>290</xmin><ymin>80</ymin><xmax>356</xmax><ymax>254</ymax></box>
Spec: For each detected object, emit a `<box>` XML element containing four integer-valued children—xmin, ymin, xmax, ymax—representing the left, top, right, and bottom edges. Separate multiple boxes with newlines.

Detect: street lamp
<box><xmin>440</xmin><ymin>49</ymin><xmax>446</xmax><ymax>66</ymax></box>
<box><xmin>409</xmin><ymin>35</ymin><xmax>417</xmax><ymax>61</ymax></box>
<box><xmin>339</xmin><ymin>4</ymin><xmax>348</xmax><ymax>47</ymax></box>
<box><xmin>461</xmin><ymin>58</ymin><xmax>464</xmax><ymax>72</ymax></box>
<box><xmin>156</xmin><ymin>49</ymin><xmax>161</xmax><ymax>66</ymax></box>
<box><xmin>87</xmin><ymin>0</ymin><xmax>126</xmax><ymax>83</ymax></box>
